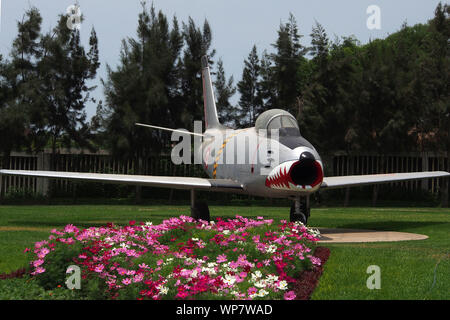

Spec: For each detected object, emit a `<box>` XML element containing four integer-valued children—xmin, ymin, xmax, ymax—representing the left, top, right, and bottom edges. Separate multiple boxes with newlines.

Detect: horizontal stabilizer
<box><xmin>135</xmin><ymin>123</ymin><xmax>204</xmax><ymax>137</ymax></box>
<box><xmin>321</xmin><ymin>171</ymin><xmax>450</xmax><ymax>189</ymax></box>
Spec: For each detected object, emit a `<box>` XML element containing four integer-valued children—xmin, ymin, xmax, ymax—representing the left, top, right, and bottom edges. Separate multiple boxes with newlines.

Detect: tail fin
<box><xmin>201</xmin><ymin>55</ymin><xmax>221</xmax><ymax>129</ymax></box>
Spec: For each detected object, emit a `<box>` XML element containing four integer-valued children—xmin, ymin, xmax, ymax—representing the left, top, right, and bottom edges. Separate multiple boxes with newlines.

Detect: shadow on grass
<box><xmin>338</xmin><ymin>220</ymin><xmax>448</xmax><ymax>232</ymax></box>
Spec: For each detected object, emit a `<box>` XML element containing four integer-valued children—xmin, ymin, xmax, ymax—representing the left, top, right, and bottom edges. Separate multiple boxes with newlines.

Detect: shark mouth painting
<box><xmin>265</xmin><ymin>159</ymin><xmax>323</xmax><ymax>191</ymax></box>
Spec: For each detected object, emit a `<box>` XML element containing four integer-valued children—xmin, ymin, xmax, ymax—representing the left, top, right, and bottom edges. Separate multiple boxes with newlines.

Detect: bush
<box><xmin>24</xmin><ymin>216</ymin><xmax>322</xmax><ymax>300</ymax></box>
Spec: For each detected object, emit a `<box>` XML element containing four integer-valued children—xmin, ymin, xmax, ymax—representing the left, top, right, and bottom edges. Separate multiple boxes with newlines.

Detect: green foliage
<box><xmin>0</xmin><ymin>7</ymin><xmax>99</xmax><ymax>171</ymax></box>
<box><xmin>237</xmin><ymin>45</ymin><xmax>263</xmax><ymax>127</ymax></box>
<box><xmin>3</xmin><ymin>188</ymin><xmax>45</xmax><ymax>202</ymax></box>
<box><xmin>299</xmin><ymin>4</ymin><xmax>449</xmax><ymax>154</ymax></box>
<box><xmin>215</xmin><ymin>59</ymin><xmax>238</xmax><ymax>127</ymax></box>
<box><xmin>34</xmin><ymin>242</ymin><xmax>82</xmax><ymax>290</ymax></box>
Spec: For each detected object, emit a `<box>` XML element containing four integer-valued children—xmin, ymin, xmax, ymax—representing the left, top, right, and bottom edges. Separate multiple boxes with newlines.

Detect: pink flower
<box><xmin>248</xmin><ymin>287</ymin><xmax>257</xmax><ymax>296</ymax></box>
<box><xmin>64</xmin><ymin>224</ymin><xmax>78</xmax><ymax>233</ymax></box>
<box><xmin>308</xmin><ymin>256</ymin><xmax>321</xmax><ymax>266</ymax></box>
<box><xmin>133</xmin><ymin>274</ymin><xmax>144</xmax><ymax>283</ymax></box>
<box><xmin>122</xmin><ymin>278</ymin><xmax>132</xmax><ymax>286</ymax></box>
<box><xmin>284</xmin><ymin>291</ymin><xmax>296</xmax><ymax>300</ymax></box>
<box><xmin>94</xmin><ymin>264</ymin><xmax>105</xmax><ymax>273</ymax></box>
<box><xmin>216</xmin><ymin>254</ymin><xmax>227</xmax><ymax>263</ymax></box>
<box><xmin>33</xmin><ymin>259</ymin><xmax>44</xmax><ymax>267</ymax></box>
<box><xmin>117</xmin><ymin>267</ymin><xmax>127</xmax><ymax>275</ymax></box>
<box><xmin>35</xmin><ymin>267</ymin><xmax>45</xmax><ymax>275</ymax></box>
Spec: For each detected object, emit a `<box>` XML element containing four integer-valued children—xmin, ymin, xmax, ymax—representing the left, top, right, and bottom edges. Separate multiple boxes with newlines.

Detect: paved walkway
<box><xmin>317</xmin><ymin>228</ymin><xmax>428</xmax><ymax>243</ymax></box>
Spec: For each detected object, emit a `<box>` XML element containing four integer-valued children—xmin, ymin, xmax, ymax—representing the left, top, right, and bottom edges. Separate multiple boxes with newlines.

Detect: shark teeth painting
<box><xmin>265</xmin><ymin>160</ymin><xmax>323</xmax><ymax>192</ymax></box>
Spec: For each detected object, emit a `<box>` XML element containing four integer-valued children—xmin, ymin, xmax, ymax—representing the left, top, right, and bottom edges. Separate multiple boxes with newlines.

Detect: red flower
<box><xmin>129</xmin><ymin>220</ymin><xmax>136</xmax><ymax>226</ymax></box>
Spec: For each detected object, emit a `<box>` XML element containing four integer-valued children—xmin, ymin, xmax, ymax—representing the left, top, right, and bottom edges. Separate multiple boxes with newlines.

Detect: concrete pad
<box><xmin>317</xmin><ymin>228</ymin><xmax>428</xmax><ymax>243</ymax></box>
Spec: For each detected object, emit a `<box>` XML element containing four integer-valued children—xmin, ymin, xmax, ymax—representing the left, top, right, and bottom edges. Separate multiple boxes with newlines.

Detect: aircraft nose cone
<box><xmin>300</xmin><ymin>151</ymin><xmax>315</xmax><ymax>161</ymax></box>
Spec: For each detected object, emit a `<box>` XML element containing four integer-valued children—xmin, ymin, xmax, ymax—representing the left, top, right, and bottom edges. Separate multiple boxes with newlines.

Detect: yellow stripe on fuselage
<box><xmin>212</xmin><ymin>129</ymin><xmax>249</xmax><ymax>179</ymax></box>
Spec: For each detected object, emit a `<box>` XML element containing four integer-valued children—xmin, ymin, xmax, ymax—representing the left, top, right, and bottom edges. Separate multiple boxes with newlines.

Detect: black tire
<box><xmin>191</xmin><ymin>201</ymin><xmax>210</xmax><ymax>222</ymax></box>
<box><xmin>290</xmin><ymin>201</ymin><xmax>309</xmax><ymax>225</ymax></box>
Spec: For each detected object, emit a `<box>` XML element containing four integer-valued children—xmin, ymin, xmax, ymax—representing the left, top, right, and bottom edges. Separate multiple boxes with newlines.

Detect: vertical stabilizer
<box><xmin>201</xmin><ymin>56</ymin><xmax>221</xmax><ymax>129</ymax></box>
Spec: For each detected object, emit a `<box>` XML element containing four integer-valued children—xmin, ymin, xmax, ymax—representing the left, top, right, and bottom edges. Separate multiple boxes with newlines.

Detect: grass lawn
<box><xmin>0</xmin><ymin>204</ymin><xmax>448</xmax><ymax>300</ymax></box>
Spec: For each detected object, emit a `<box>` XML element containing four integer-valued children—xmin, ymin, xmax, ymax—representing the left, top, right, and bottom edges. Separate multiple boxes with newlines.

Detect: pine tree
<box><xmin>237</xmin><ymin>45</ymin><xmax>262</xmax><ymax>126</ymax></box>
<box><xmin>258</xmin><ymin>50</ymin><xmax>277</xmax><ymax>112</ymax></box>
<box><xmin>36</xmin><ymin>13</ymin><xmax>100</xmax><ymax>169</ymax></box>
<box><xmin>0</xmin><ymin>8</ymin><xmax>42</xmax><ymax>168</ymax></box>
<box><xmin>180</xmin><ymin>17</ymin><xmax>216</xmax><ymax>130</ymax></box>
<box><xmin>271</xmin><ymin>13</ymin><xmax>306</xmax><ymax>114</ymax></box>
<box><xmin>103</xmin><ymin>3</ymin><xmax>183</xmax><ymax>161</ymax></box>
<box><xmin>214</xmin><ymin>59</ymin><xmax>237</xmax><ymax>127</ymax></box>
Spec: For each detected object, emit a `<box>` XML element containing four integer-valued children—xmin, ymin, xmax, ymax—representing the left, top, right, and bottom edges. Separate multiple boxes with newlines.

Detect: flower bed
<box><xmin>25</xmin><ymin>215</ymin><xmax>322</xmax><ymax>300</ymax></box>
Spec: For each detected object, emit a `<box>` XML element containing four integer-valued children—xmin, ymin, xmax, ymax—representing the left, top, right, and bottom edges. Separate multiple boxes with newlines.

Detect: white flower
<box><xmin>258</xmin><ymin>289</ymin><xmax>269</xmax><ymax>297</ymax></box>
<box><xmin>223</xmin><ymin>230</ymin><xmax>230</xmax><ymax>235</ymax></box>
<box><xmin>159</xmin><ymin>286</ymin><xmax>169</xmax><ymax>295</ymax></box>
<box><xmin>202</xmin><ymin>267</ymin><xmax>216</xmax><ymax>275</ymax></box>
<box><xmin>224</xmin><ymin>275</ymin><xmax>236</xmax><ymax>286</ymax></box>
<box><xmin>255</xmin><ymin>281</ymin><xmax>266</xmax><ymax>288</ymax></box>
<box><xmin>278</xmin><ymin>280</ymin><xmax>288</xmax><ymax>290</ymax></box>
<box><xmin>145</xmin><ymin>222</ymin><xmax>153</xmax><ymax>226</ymax></box>
<box><xmin>266</xmin><ymin>245</ymin><xmax>277</xmax><ymax>253</ymax></box>
<box><xmin>207</xmin><ymin>262</ymin><xmax>217</xmax><ymax>268</ymax></box>
<box><xmin>191</xmin><ymin>238</ymin><xmax>199</xmax><ymax>242</ymax></box>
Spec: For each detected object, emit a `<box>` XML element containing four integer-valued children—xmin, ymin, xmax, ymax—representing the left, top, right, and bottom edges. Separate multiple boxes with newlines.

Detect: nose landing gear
<box><xmin>290</xmin><ymin>196</ymin><xmax>310</xmax><ymax>225</ymax></box>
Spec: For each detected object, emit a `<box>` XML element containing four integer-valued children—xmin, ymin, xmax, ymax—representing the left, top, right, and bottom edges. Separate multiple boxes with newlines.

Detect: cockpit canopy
<box><xmin>255</xmin><ymin>109</ymin><xmax>300</xmax><ymax>136</ymax></box>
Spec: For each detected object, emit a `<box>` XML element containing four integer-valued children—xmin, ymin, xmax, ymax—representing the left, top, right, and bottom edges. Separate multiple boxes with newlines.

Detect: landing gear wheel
<box><xmin>191</xmin><ymin>201</ymin><xmax>210</xmax><ymax>222</ymax></box>
<box><xmin>290</xmin><ymin>201</ymin><xmax>310</xmax><ymax>225</ymax></box>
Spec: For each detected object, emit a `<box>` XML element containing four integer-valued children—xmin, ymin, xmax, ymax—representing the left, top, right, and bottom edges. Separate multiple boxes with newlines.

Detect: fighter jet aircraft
<box><xmin>1</xmin><ymin>56</ymin><xmax>449</xmax><ymax>224</ymax></box>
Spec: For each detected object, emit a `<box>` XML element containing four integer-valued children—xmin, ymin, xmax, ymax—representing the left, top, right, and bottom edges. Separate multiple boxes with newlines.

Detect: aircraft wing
<box><xmin>0</xmin><ymin>170</ymin><xmax>244</xmax><ymax>192</ymax></box>
<box><xmin>321</xmin><ymin>171</ymin><xmax>450</xmax><ymax>189</ymax></box>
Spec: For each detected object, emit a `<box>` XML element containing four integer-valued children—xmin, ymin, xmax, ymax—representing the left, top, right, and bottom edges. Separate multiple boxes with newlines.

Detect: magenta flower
<box><xmin>284</xmin><ymin>291</ymin><xmax>296</xmax><ymax>300</ymax></box>
<box><xmin>94</xmin><ymin>264</ymin><xmax>105</xmax><ymax>273</ymax></box>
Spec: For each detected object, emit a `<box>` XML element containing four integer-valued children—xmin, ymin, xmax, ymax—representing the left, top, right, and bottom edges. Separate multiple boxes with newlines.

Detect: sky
<box><xmin>0</xmin><ymin>0</ymin><xmax>447</xmax><ymax>120</ymax></box>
